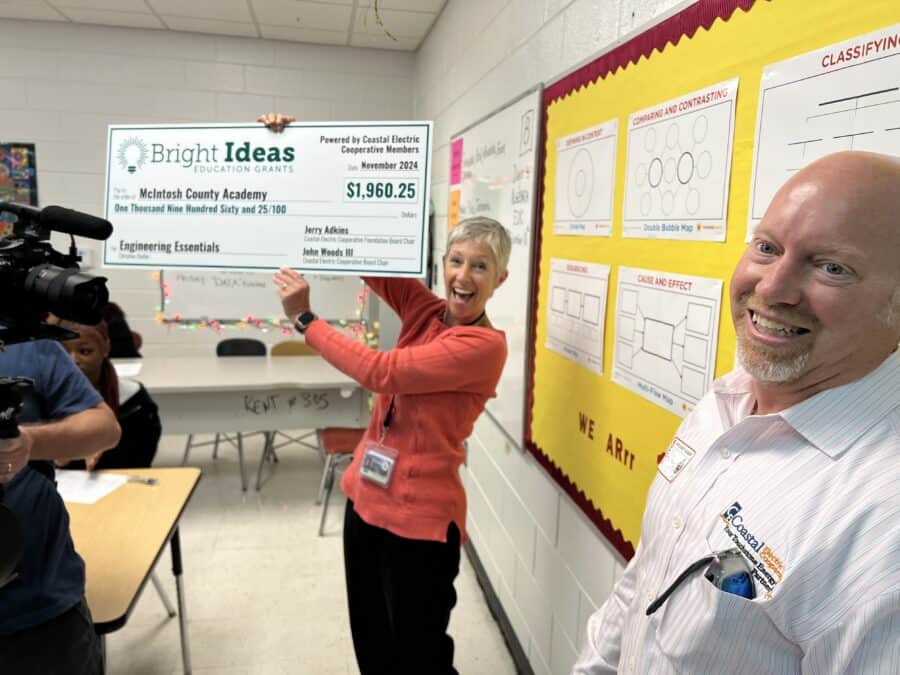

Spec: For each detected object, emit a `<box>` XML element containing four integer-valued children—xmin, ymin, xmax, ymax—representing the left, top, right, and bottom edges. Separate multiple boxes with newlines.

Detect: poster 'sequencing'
<box><xmin>545</xmin><ymin>258</ymin><xmax>611</xmax><ymax>375</ymax></box>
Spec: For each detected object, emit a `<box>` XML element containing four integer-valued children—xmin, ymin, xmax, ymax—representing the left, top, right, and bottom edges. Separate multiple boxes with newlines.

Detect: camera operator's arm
<box><xmin>23</xmin><ymin>402</ymin><xmax>120</xmax><ymax>462</ymax></box>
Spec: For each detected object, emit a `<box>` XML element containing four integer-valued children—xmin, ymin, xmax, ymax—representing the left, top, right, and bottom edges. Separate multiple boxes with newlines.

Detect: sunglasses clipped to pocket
<box><xmin>646</xmin><ymin>548</ymin><xmax>755</xmax><ymax>616</ymax></box>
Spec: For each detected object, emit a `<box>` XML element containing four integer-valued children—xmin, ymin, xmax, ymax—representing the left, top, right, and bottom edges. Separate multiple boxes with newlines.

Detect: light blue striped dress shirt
<box><xmin>575</xmin><ymin>351</ymin><xmax>899</xmax><ymax>674</ymax></box>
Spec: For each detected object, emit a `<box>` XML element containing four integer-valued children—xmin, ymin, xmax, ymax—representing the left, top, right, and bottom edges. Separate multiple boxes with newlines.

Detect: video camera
<box><xmin>0</xmin><ymin>201</ymin><xmax>112</xmax><ymax>346</ymax></box>
<box><xmin>0</xmin><ymin>202</ymin><xmax>113</xmax><ymax>586</ymax></box>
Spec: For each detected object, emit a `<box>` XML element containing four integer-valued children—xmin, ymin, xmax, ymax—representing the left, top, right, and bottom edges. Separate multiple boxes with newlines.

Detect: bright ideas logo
<box><xmin>117</xmin><ymin>137</ymin><xmax>148</xmax><ymax>174</ymax></box>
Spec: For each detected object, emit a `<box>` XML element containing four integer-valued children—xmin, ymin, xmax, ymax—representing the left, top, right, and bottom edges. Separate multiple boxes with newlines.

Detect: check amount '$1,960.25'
<box><xmin>345</xmin><ymin>179</ymin><xmax>418</xmax><ymax>201</ymax></box>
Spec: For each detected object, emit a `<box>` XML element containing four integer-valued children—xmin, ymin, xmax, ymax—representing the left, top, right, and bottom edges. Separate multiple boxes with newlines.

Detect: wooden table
<box><xmin>67</xmin><ymin>467</ymin><xmax>201</xmax><ymax>674</ymax></box>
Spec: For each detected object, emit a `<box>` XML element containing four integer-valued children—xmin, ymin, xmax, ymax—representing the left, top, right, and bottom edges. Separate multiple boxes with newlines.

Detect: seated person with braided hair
<box><xmin>50</xmin><ymin>318</ymin><xmax>161</xmax><ymax>470</ymax></box>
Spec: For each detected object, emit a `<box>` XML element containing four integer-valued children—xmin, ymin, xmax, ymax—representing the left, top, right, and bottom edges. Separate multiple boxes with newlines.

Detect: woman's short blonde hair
<box><xmin>446</xmin><ymin>217</ymin><xmax>512</xmax><ymax>277</ymax></box>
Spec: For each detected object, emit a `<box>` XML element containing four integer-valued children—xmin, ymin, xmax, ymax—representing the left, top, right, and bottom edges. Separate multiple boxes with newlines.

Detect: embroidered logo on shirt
<box><xmin>657</xmin><ymin>437</ymin><xmax>695</xmax><ymax>482</ymax></box>
<box><xmin>720</xmin><ymin>502</ymin><xmax>785</xmax><ymax>598</ymax></box>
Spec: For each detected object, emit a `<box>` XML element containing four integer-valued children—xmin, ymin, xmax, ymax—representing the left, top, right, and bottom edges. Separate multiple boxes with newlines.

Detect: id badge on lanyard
<box><xmin>359</xmin><ymin>396</ymin><xmax>399</xmax><ymax>489</ymax></box>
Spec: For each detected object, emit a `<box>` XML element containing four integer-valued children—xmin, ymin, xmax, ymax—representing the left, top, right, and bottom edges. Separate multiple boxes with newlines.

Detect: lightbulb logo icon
<box><xmin>117</xmin><ymin>137</ymin><xmax>148</xmax><ymax>174</ymax></box>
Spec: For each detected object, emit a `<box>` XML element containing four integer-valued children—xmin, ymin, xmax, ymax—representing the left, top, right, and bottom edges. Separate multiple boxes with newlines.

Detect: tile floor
<box><xmin>101</xmin><ymin>432</ymin><xmax>518</xmax><ymax>674</ymax></box>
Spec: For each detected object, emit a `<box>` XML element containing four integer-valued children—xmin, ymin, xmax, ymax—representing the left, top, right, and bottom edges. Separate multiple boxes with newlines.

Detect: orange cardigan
<box><xmin>304</xmin><ymin>277</ymin><xmax>507</xmax><ymax>543</ymax></box>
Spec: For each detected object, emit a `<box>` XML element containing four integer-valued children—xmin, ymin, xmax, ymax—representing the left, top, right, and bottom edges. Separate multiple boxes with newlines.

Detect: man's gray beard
<box><xmin>736</xmin><ymin>338</ymin><xmax>810</xmax><ymax>384</ymax></box>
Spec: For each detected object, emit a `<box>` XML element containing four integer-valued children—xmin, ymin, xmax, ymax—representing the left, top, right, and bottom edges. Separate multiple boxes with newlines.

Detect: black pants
<box><xmin>343</xmin><ymin>500</ymin><xmax>461</xmax><ymax>675</ymax></box>
<box><xmin>0</xmin><ymin>598</ymin><xmax>102</xmax><ymax>675</ymax></box>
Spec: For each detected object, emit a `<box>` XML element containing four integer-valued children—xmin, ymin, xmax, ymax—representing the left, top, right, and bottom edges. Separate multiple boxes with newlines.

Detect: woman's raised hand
<box><xmin>257</xmin><ymin>113</ymin><xmax>296</xmax><ymax>133</ymax></box>
<box><xmin>273</xmin><ymin>267</ymin><xmax>311</xmax><ymax>322</ymax></box>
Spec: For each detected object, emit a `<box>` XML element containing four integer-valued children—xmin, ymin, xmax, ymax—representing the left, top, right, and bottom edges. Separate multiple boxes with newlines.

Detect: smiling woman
<box><xmin>443</xmin><ymin>217</ymin><xmax>511</xmax><ymax>328</ymax></box>
<box><xmin>261</xmin><ymin>110</ymin><xmax>513</xmax><ymax>674</ymax></box>
<box><xmin>269</xmin><ymin>160</ymin><xmax>512</xmax><ymax>673</ymax></box>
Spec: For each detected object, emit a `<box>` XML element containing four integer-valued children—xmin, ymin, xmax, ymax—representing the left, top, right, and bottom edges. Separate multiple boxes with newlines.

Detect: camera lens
<box><xmin>24</xmin><ymin>264</ymin><xmax>109</xmax><ymax>324</ymax></box>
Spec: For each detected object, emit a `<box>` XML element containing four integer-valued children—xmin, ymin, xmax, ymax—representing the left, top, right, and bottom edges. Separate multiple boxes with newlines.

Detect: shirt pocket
<box><xmin>651</xmin><ymin>559</ymin><xmax>798</xmax><ymax>673</ymax></box>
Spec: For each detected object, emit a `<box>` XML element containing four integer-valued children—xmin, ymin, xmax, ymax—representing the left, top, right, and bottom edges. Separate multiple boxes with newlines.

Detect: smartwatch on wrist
<box><xmin>294</xmin><ymin>311</ymin><xmax>317</xmax><ymax>334</ymax></box>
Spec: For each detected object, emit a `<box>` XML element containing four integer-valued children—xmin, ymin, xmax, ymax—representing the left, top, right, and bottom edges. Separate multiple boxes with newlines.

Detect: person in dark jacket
<box><xmin>51</xmin><ymin>319</ymin><xmax>161</xmax><ymax>470</ymax></box>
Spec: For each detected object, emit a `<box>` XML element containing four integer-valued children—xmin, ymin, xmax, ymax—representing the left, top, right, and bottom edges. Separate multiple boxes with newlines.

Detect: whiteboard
<box><xmin>449</xmin><ymin>87</ymin><xmax>542</xmax><ymax>448</ymax></box>
<box><xmin>161</xmin><ymin>270</ymin><xmax>364</xmax><ymax>323</ymax></box>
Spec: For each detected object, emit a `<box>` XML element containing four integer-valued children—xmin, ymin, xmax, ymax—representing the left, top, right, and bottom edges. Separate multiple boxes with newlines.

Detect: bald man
<box><xmin>575</xmin><ymin>152</ymin><xmax>900</xmax><ymax>675</ymax></box>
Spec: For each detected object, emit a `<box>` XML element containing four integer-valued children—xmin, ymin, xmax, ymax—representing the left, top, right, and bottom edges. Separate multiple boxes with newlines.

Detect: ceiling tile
<box><xmin>349</xmin><ymin>32</ymin><xmax>420</xmax><ymax>51</ymax></box>
<box><xmin>0</xmin><ymin>0</ymin><xmax>442</xmax><ymax>53</ymax></box>
<box><xmin>256</xmin><ymin>0</ymin><xmax>353</xmax><ymax>7</ymax></box>
<box><xmin>0</xmin><ymin>1</ymin><xmax>65</xmax><ymax>21</ymax></box>
<box><xmin>148</xmin><ymin>0</ymin><xmax>253</xmax><ymax>23</ymax></box>
<box><xmin>254</xmin><ymin>1</ymin><xmax>352</xmax><ymax>31</ymax></box>
<box><xmin>55</xmin><ymin>8</ymin><xmax>165</xmax><ymax>28</ymax></box>
<box><xmin>354</xmin><ymin>6</ymin><xmax>434</xmax><ymax>36</ymax></box>
<box><xmin>253</xmin><ymin>0</ymin><xmax>357</xmax><ymax>25</ymax></box>
<box><xmin>48</xmin><ymin>0</ymin><xmax>149</xmax><ymax>11</ymax></box>
<box><xmin>374</xmin><ymin>0</ymin><xmax>447</xmax><ymax>12</ymax></box>
<box><xmin>162</xmin><ymin>15</ymin><xmax>258</xmax><ymax>37</ymax></box>
<box><xmin>260</xmin><ymin>24</ymin><xmax>346</xmax><ymax>46</ymax></box>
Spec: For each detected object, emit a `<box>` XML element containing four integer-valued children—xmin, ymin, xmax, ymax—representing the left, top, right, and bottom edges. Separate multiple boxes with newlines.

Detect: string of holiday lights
<box><xmin>153</xmin><ymin>271</ymin><xmax>379</xmax><ymax>348</ymax></box>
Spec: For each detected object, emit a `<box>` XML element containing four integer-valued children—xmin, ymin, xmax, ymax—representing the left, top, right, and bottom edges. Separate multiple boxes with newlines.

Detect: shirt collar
<box><xmin>780</xmin><ymin>351</ymin><xmax>899</xmax><ymax>457</ymax></box>
<box><xmin>712</xmin><ymin>351</ymin><xmax>899</xmax><ymax>457</ymax></box>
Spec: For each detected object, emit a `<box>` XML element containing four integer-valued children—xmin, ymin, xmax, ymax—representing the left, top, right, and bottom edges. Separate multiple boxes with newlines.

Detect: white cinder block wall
<box><xmin>0</xmin><ymin>19</ymin><xmax>413</xmax><ymax>356</ymax></box>
<box><xmin>414</xmin><ymin>1</ymin><xmax>687</xmax><ymax>673</ymax></box>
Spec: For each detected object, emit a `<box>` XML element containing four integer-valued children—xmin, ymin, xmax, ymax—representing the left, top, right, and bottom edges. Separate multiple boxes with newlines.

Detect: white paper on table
<box><xmin>56</xmin><ymin>470</ymin><xmax>128</xmax><ymax>504</ymax></box>
<box><xmin>112</xmin><ymin>361</ymin><xmax>142</xmax><ymax>377</ymax></box>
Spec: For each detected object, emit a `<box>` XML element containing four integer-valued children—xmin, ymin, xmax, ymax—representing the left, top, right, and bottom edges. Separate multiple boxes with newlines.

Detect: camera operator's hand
<box><xmin>274</xmin><ymin>267</ymin><xmax>311</xmax><ymax>324</ymax></box>
<box><xmin>257</xmin><ymin>113</ymin><xmax>295</xmax><ymax>133</ymax></box>
<box><xmin>0</xmin><ymin>428</ymin><xmax>34</xmax><ymax>483</ymax></box>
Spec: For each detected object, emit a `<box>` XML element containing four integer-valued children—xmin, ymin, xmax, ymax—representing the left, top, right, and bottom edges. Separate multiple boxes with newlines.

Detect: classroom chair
<box><xmin>253</xmin><ymin>339</ymin><xmax>322</xmax><ymax>490</ymax></box>
<box><xmin>181</xmin><ymin>337</ymin><xmax>267</xmax><ymax>491</ymax></box>
<box><xmin>316</xmin><ymin>427</ymin><xmax>366</xmax><ymax>536</ymax></box>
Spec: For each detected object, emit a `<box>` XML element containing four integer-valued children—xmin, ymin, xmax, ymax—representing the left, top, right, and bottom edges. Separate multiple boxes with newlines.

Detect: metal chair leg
<box><xmin>181</xmin><ymin>435</ymin><xmax>193</xmax><ymax>465</ymax></box>
<box><xmin>317</xmin><ymin>458</ymin><xmax>336</xmax><ymax>536</ymax></box>
<box><xmin>237</xmin><ymin>433</ymin><xmax>247</xmax><ymax>492</ymax></box>
<box><xmin>151</xmin><ymin>571</ymin><xmax>177</xmax><ymax>618</ymax></box>
<box><xmin>316</xmin><ymin>455</ymin><xmax>334</xmax><ymax>505</ymax></box>
<box><xmin>212</xmin><ymin>433</ymin><xmax>220</xmax><ymax>459</ymax></box>
<box><xmin>254</xmin><ymin>432</ymin><xmax>273</xmax><ymax>491</ymax></box>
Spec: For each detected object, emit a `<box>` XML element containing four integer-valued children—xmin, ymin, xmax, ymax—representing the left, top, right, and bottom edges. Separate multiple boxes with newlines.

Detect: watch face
<box><xmin>296</xmin><ymin>312</ymin><xmax>316</xmax><ymax>332</ymax></box>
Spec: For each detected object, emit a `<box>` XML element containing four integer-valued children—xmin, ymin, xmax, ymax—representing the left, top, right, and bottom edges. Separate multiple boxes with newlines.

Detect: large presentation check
<box><xmin>103</xmin><ymin>122</ymin><xmax>432</xmax><ymax>276</ymax></box>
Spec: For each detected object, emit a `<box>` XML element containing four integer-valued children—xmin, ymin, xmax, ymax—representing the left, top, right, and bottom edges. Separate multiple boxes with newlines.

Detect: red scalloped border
<box><xmin>525</xmin><ymin>0</ymin><xmax>757</xmax><ymax>561</ymax></box>
<box><xmin>545</xmin><ymin>0</ymin><xmax>756</xmax><ymax>105</ymax></box>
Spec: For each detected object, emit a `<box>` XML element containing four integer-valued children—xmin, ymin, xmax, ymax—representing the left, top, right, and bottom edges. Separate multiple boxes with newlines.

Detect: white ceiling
<box><xmin>0</xmin><ymin>0</ymin><xmax>448</xmax><ymax>50</ymax></box>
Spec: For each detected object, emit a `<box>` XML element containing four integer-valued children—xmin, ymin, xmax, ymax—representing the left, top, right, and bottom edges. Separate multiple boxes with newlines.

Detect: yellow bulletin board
<box><xmin>525</xmin><ymin>0</ymin><xmax>900</xmax><ymax>560</ymax></box>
